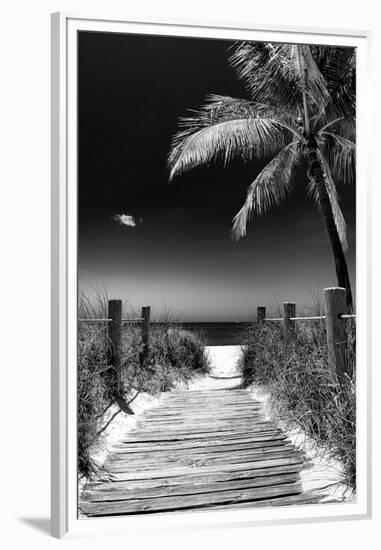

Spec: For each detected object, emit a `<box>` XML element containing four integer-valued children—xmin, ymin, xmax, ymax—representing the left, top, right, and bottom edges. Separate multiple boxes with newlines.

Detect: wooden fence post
<box><xmin>257</xmin><ymin>306</ymin><xmax>266</xmax><ymax>323</ymax></box>
<box><xmin>107</xmin><ymin>299</ymin><xmax>122</xmax><ymax>393</ymax></box>
<box><xmin>140</xmin><ymin>306</ymin><xmax>151</xmax><ymax>367</ymax></box>
<box><xmin>283</xmin><ymin>302</ymin><xmax>296</xmax><ymax>342</ymax></box>
<box><xmin>324</xmin><ymin>287</ymin><xmax>347</xmax><ymax>383</ymax></box>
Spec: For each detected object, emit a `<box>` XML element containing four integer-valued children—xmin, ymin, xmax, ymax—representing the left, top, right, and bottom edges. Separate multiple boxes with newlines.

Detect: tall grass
<box><xmin>120</xmin><ymin>324</ymin><xmax>211</xmax><ymax>394</ymax></box>
<box><xmin>239</xmin><ymin>318</ymin><xmax>356</xmax><ymax>490</ymax></box>
<box><xmin>78</xmin><ymin>291</ymin><xmax>211</xmax><ymax>478</ymax></box>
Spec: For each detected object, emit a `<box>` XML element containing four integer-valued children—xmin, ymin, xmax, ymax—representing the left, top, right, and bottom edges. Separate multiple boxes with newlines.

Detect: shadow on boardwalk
<box><xmin>80</xmin><ymin>346</ymin><xmax>324</xmax><ymax>516</ymax></box>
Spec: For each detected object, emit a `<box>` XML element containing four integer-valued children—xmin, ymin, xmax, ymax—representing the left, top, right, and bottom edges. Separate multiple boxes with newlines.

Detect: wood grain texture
<box><xmin>324</xmin><ymin>287</ymin><xmax>348</xmax><ymax>382</ymax></box>
<box><xmin>79</xmin><ymin>388</ymin><xmax>323</xmax><ymax>516</ymax></box>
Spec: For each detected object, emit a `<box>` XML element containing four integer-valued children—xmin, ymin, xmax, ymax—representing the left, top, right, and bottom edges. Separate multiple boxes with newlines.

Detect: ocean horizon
<box><xmin>153</xmin><ymin>321</ymin><xmax>252</xmax><ymax>346</ymax></box>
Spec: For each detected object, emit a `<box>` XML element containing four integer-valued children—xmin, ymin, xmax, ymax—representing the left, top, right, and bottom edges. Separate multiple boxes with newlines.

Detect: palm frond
<box><xmin>317</xmin><ymin>150</ymin><xmax>348</xmax><ymax>250</ymax></box>
<box><xmin>230</xmin><ymin>43</ymin><xmax>296</xmax><ymax>110</ymax></box>
<box><xmin>321</xmin><ymin>131</ymin><xmax>355</xmax><ymax>185</ymax></box>
<box><xmin>191</xmin><ymin>94</ymin><xmax>296</xmax><ymax>123</ymax></box>
<box><xmin>168</xmin><ymin>95</ymin><xmax>298</xmax><ymax>180</ymax></box>
<box><xmin>230</xmin><ymin>42</ymin><xmax>329</xmax><ymax>115</ymax></box>
<box><xmin>232</xmin><ymin>143</ymin><xmax>303</xmax><ymax>239</ymax></box>
<box><xmin>313</xmin><ymin>46</ymin><xmax>356</xmax><ymax>117</ymax></box>
<box><xmin>319</xmin><ymin>115</ymin><xmax>356</xmax><ymax>142</ymax></box>
<box><xmin>294</xmin><ymin>44</ymin><xmax>330</xmax><ymax>112</ymax></box>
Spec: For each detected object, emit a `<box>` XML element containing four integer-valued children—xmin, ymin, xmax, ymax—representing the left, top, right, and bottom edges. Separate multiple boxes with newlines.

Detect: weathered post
<box><xmin>324</xmin><ymin>287</ymin><xmax>347</xmax><ymax>383</ymax></box>
<box><xmin>107</xmin><ymin>299</ymin><xmax>122</xmax><ymax>393</ymax></box>
<box><xmin>283</xmin><ymin>302</ymin><xmax>296</xmax><ymax>342</ymax></box>
<box><xmin>140</xmin><ymin>306</ymin><xmax>151</xmax><ymax>368</ymax></box>
<box><xmin>257</xmin><ymin>306</ymin><xmax>266</xmax><ymax>324</ymax></box>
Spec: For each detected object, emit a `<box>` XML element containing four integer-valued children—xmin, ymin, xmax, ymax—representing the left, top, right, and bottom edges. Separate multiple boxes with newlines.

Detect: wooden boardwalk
<box><xmin>80</xmin><ymin>382</ymin><xmax>322</xmax><ymax>516</ymax></box>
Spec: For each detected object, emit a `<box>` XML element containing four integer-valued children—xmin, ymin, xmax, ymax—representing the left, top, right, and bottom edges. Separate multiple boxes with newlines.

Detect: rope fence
<box><xmin>257</xmin><ymin>286</ymin><xmax>355</xmax><ymax>384</ymax></box>
<box><xmin>78</xmin><ymin>287</ymin><xmax>355</xmax><ymax>391</ymax></box>
<box><xmin>78</xmin><ymin>317</ymin><xmax>145</xmax><ymax>323</ymax></box>
<box><xmin>78</xmin><ymin>303</ymin><xmax>151</xmax><ymax>395</ymax></box>
<box><xmin>264</xmin><ymin>314</ymin><xmax>356</xmax><ymax>322</ymax></box>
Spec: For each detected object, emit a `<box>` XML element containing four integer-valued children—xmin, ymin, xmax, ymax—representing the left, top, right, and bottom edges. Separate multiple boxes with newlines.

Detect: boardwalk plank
<box><xmin>81</xmin><ymin>482</ymin><xmax>302</xmax><ymax>515</ymax></box>
<box><xmin>107</xmin><ymin>456</ymin><xmax>305</xmax><ymax>481</ymax></box>
<box><xmin>118</xmin><ymin>432</ymin><xmax>283</xmax><ymax>443</ymax></box>
<box><xmin>189</xmin><ymin>493</ymin><xmax>324</xmax><ymax>511</ymax></box>
<box><xmin>112</xmin><ymin>439</ymin><xmax>287</xmax><ymax>454</ymax></box>
<box><xmin>85</xmin><ymin>463</ymin><xmax>307</xmax><ymax>492</ymax></box>
<box><xmin>82</xmin><ymin>473</ymin><xmax>299</xmax><ymax>502</ymax></box>
<box><xmin>105</xmin><ymin>452</ymin><xmax>303</xmax><ymax>473</ymax></box>
<box><xmin>80</xmin><ymin>387</ymin><xmax>320</xmax><ymax>516</ymax></box>
<box><xmin>107</xmin><ymin>444</ymin><xmax>297</xmax><ymax>465</ymax></box>
<box><xmin>111</xmin><ymin>438</ymin><xmax>288</xmax><ymax>455</ymax></box>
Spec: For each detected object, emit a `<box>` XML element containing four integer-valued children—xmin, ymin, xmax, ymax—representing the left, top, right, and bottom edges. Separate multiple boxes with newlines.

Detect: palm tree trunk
<box><xmin>307</xmin><ymin>140</ymin><xmax>353</xmax><ymax>308</ymax></box>
<box><xmin>296</xmin><ymin>45</ymin><xmax>352</xmax><ymax>307</ymax></box>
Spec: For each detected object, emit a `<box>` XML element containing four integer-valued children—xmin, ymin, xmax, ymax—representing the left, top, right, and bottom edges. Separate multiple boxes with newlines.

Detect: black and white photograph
<box><xmin>77</xmin><ymin>30</ymin><xmax>357</xmax><ymax>518</ymax></box>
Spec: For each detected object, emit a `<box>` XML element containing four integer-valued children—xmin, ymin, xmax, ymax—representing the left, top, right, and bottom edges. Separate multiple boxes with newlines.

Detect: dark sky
<box><xmin>78</xmin><ymin>32</ymin><xmax>356</xmax><ymax>321</ymax></box>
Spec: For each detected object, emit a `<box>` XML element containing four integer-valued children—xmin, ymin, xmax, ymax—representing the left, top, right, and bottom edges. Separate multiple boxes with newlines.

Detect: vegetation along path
<box><xmin>80</xmin><ymin>347</ymin><xmax>324</xmax><ymax>516</ymax></box>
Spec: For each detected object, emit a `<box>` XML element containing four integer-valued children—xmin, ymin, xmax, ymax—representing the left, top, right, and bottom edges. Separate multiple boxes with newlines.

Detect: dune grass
<box><xmin>78</xmin><ymin>292</ymin><xmax>211</xmax><ymax>478</ymax></box>
<box><xmin>238</xmin><ymin>318</ymin><xmax>356</xmax><ymax>490</ymax></box>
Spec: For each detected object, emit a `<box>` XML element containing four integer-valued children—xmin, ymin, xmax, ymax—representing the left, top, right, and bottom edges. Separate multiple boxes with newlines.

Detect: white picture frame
<box><xmin>51</xmin><ymin>11</ymin><xmax>372</xmax><ymax>539</ymax></box>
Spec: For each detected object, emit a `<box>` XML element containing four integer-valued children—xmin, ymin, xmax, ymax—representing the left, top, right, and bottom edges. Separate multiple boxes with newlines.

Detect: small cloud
<box><xmin>114</xmin><ymin>214</ymin><xmax>137</xmax><ymax>228</ymax></box>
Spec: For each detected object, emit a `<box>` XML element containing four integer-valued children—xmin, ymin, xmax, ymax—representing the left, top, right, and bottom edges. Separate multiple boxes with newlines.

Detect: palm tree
<box><xmin>168</xmin><ymin>43</ymin><xmax>355</xmax><ymax>307</ymax></box>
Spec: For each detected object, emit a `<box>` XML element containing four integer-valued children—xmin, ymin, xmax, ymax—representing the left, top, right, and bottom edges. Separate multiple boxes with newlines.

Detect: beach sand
<box><xmin>187</xmin><ymin>345</ymin><xmax>243</xmax><ymax>390</ymax></box>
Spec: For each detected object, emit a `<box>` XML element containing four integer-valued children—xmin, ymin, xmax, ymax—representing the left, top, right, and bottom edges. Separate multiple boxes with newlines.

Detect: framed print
<box><xmin>51</xmin><ymin>12</ymin><xmax>371</xmax><ymax>539</ymax></box>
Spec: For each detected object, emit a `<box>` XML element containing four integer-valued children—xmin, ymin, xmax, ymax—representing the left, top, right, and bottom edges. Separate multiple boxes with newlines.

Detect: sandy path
<box><xmin>187</xmin><ymin>345</ymin><xmax>243</xmax><ymax>391</ymax></box>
